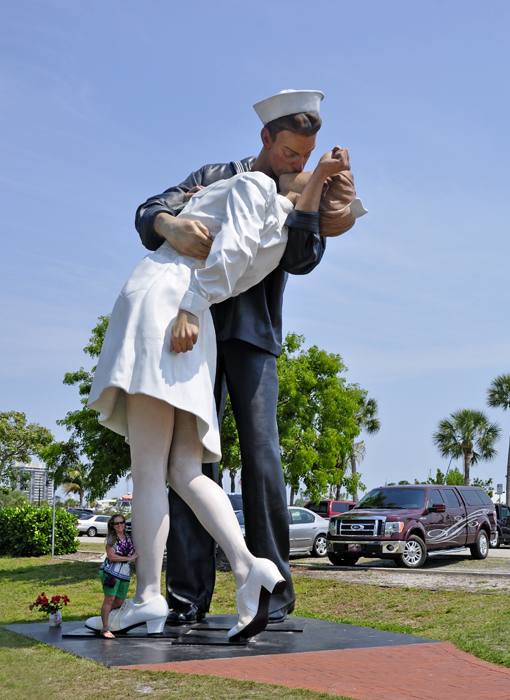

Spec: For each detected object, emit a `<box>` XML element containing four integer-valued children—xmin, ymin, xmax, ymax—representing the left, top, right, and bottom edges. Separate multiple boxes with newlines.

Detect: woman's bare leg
<box><xmin>167</xmin><ymin>409</ymin><xmax>255</xmax><ymax>589</ymax></box>
<box><xmin>126</xmin><ymin>393</ymin><xmax>174</xmax><ymax>604</ymax></box>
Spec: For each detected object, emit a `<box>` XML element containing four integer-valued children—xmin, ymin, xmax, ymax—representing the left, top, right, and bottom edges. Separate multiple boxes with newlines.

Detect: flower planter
<box><xmin>49</xmin><ymin>611</ymin><xmax>62</xmax><ymax>627</ymax></box>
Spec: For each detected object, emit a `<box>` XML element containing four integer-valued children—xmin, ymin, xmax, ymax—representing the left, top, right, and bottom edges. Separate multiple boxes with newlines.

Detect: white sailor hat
<box><xmin>253</xmin><ymin>89</ymin><xmax>324</xmax><ymax>125</ymax></box>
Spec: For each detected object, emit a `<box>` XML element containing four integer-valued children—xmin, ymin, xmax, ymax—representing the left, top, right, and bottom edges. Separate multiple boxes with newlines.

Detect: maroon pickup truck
<box><xmin>326</xmin><ymin>484</ymin><xmax>496</xmax><ymax>569</ymax></box>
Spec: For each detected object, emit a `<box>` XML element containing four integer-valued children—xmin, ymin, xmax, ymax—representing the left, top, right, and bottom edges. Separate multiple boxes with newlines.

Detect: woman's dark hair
<box><xmin>106</xmin><ymin>513</ymin><xmax>125</xmax><ymax>545</ymax></box>
<box><xmin>265</xmin><ymin>112</ymin><xmax>322</xmax><ymax>140</ymax></box>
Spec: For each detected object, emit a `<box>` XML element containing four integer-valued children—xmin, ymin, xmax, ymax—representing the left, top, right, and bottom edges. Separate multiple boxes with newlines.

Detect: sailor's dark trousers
<box><xmin>165</xmin><ymin>338</ymin><xmax>295</xmax><ymax>614</ymax></box>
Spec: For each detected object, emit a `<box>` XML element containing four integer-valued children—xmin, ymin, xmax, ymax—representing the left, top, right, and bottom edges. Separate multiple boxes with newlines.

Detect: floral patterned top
<box><xmin>100</xmin><ymin>534</ymin><xmax>134</xmax><ymax>581</ymax></box>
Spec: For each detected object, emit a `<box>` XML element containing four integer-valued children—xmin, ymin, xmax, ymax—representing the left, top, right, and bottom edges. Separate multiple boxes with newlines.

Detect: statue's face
<box><xmin>263</xmin><ymin>129</ymin><xmax>316</xmax><ymax>178</ymax></box>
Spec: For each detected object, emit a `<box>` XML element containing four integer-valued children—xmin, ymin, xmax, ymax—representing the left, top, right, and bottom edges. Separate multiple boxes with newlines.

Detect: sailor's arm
<box><xmin>135</xmin><ymin>166</ymin><xmax>212</xmax><ymax>258</ymax></box>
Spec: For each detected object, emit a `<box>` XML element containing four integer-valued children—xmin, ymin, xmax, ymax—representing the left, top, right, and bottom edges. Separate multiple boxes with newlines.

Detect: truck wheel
<box><xmin>395</xmin><ymin>535</ymin><xmax>427</xmax><ymax>569</ymax></box>
<box><xmin>312</xmin><ymin>534</ymin><xmax>328</xmax><ymax>557</ymax></box>
<box><xmin>490</xmin><ymin>530</ymin><xmax>500</xmax><ymax>549</ymax></box>
<box><xmin>327</xmin><ymin>553</ymin><xmax>360</xmax><ymax>566</ymax></box>
<box><xmin>470</xmin><ymin>529</ymin><xmax>489</xmax><ymax>559</ymax></box>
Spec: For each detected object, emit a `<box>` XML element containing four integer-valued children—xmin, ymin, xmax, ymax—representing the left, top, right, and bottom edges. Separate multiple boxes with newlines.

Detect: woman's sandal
<box><xmin>100</xmin><ymin>629</ymin><xmax>115</xmax><ymax>639</ymax></box>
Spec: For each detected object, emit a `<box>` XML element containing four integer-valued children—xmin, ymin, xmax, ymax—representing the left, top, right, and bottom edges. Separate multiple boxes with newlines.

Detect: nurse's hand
<box><xmin>170</xmin><ymin>310</ymin><xmax>199</xmax><ymax>353</ymax></box>
<box><xmin>317</xmin><ymin>146</ymin><xmax>350</xmax><ymax>176</ymax></box>
<box><xmin>154</xmin><ymin>212</ymin><xmax>212</xmax><ymax>260</ymax></box>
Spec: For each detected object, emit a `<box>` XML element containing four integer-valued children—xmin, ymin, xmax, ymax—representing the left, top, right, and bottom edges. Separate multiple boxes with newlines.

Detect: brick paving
<box><xmin>122</xmin><ymin>641</ymin><xmax>510</xmax><ymax>699</ymax></box>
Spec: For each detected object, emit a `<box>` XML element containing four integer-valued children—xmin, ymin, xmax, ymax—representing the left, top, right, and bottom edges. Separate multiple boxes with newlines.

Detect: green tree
<box><xmin>219</xmin><ymin>396</ymin><xmax>242</xmax><ymax>493</ymax></box>
<box><xmin>432</xmin><ymin>409</ymin><xmax>501</xmax><ymax>485</ymax></box>
<box><xmin>472</xmin><ymin>476</ymin><xmax>494</xmax><ymax>498</ymax></box>
<box><xmin>0</xmin><ymin>489</ymin><xmax>29</xmax><ymax>510</ymax></box>
<box><xmin>348</xmin><ymin>390</ymin><xmax>380</xmax><ymax>500</ymax></box>
<box><xmin>0</xmin><ymin>412</ymin><xmax>54</xmax><ymax>492</ymax></box>
<box><xmin>425</xmin><ymin>467</ymin><xmax>464</xmax><ymax>486</ymax></box>
<box><xmin>61</xmin><ymin>463</ymin><xmax>89</xmax><ymax>505</ymax></box>
<box><xmin>277</xmin><ymin>334</ymin><xmax>361</xmax><ymax>503</ymax></box>
<box><xmin>42</xmin><ymin>316</ymin><xmax>131</xmax><ymax>500</ymax></box>
<box><xmin>487</xmin><ymin>373</ymin><xmax>510</xmax><ymax>505</ymax></box>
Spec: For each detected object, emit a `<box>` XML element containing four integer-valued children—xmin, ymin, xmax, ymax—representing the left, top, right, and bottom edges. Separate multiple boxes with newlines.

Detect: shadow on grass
<box><xmin>0</xmin><ymin>626</ymin><xmax>42</xmax><ymax>649</ymax></box>
<box><xmin>0</xmin><ymin>560</ymin><xmax>98</xmax><ymax>587</ymax></box>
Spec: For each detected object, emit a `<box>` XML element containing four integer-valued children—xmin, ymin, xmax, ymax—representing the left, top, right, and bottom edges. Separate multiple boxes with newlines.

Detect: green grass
<box><xmin>2</xmin><ymin>555</ymin><xmax>510</xmax><ymax>698</ymax></box>
<box><xmin>0</xmin><ymin>556</ymin><xmax>353</xmax><ymax>699</ymax></box>
<box><xmin>76</xmin><ymin>541</ymin><xmax>106</xmax><ymax>553</ymax></box>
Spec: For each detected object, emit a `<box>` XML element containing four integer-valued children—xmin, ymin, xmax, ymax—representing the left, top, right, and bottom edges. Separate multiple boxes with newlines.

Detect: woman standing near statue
<box><xmin>98</xmin><ymin>514</ymin><xmax>137</xmax><ymax>638</ymax></box>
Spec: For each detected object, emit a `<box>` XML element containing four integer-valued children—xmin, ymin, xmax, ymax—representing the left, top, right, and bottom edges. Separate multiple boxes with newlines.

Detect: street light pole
<box><xmin>47</xmin><ymin>476</ymin><xmax>56</xmax><ymax>558</ymax></box>
<box><xmin>51</xmin><ymin>479</ymin><xmax>56</xmax><ymax>558</ymax></box>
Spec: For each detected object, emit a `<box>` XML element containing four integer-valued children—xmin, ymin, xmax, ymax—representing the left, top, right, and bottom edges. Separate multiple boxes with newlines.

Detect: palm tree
<box><xmin>487</xmin><ymin>374</ymin><xmax>510</xmax><ymax>505</ymax></box>
<box><xmin>432</xmin><ymin>409</ymin><xmax>501</xmax><ymax>485</ymax></box>
<box><xmin>61</xmin><ymin>463</ymin><xmax>88</xmax><ymax>505</ymax></box>
<box><xmin>350</xmin><ymin>393</ymin><xmax>380</xmax><ymax>500</ymax></box>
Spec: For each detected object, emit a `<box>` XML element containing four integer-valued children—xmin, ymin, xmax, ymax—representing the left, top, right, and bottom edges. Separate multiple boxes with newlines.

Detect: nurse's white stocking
<box><xmin>126</xmin><ymin>393</ymin><xmax>173</xmax><ymax>604</ymax></box>
<box><xmin>167</xmin><ymin>408</ymin><xmax>255</xmax><ymax>589</ymax></box>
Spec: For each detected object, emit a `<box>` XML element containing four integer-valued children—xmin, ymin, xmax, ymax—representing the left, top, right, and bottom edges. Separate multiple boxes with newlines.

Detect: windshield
<box><xmin>356</xmin><ymin>488</ymin><xmax>426</xmax><ymax>510</ymax></box>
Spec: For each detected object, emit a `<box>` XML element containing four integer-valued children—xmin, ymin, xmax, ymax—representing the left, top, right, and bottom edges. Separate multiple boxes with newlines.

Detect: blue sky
<box><xmin>1</xmin><ymin>0</ymin><xmax>509</xmax><ymax>499</ymax></box>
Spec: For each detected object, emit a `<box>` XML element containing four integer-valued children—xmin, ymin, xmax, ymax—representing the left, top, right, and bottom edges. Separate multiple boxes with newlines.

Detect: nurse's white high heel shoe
<box><xmin>85</xmin><ymin>594</ymin><xmax>168</xmax><ymax>635</ymax></box>
<box><xmin>227</xmin><ymin>558</ymin><xmax>286</xmax><ymax>640</ymax></box>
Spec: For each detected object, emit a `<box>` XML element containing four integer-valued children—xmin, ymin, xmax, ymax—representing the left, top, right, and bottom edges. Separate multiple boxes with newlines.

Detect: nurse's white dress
<box><xmin>88</xmin><ymin>172</ymin><xmax>293</xmax><ymax>463</ymax></box>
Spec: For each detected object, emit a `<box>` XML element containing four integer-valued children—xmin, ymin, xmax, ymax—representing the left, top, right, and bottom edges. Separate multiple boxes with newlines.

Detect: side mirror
<box><xmin>429</xmin><ymin>502</ymin><xmax>445</xmax><ymax>513</ymax></box>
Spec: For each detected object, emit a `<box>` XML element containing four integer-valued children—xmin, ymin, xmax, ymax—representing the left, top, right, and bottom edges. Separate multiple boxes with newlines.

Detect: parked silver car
<box><xmin>76</xmin><ymin>514</ymin><xmax>110</xmax><ymax>537</ymax></box>
<box><xmin>289</xmin><ymin>507</ymin><xmax>329</xmax><ymax>557</ymax></box>
<box><xmin>235</xmin><ymin>507</ymin><xmax>328</xmax><ymax>557</ymax></box>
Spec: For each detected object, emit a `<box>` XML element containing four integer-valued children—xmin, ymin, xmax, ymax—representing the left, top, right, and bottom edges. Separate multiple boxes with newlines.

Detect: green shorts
<box><xmin>99</xmin><ymin>569</ymin><xmax>130</xmax><ymax>599</ymax></box>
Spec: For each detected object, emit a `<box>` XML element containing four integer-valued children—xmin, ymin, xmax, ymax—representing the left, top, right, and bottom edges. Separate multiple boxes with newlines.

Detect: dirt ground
<box><xmin>290</xmin><ymin>551</ymin><xmax>510</xmax><ymax>592</ymax></box>
<box><xmin>55</xmin><ymin>548</ymin><xmax>510</xmax><ymax>593</ymax></box>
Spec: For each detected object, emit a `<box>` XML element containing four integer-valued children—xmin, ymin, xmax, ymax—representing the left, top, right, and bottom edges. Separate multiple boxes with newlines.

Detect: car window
<box><xmin>357</xmin><ymin>488</ymin><xmax>426</xmax><ymax>510</ymax></box>
<box><xmin>427</xmin><ymin>489</ymin><xmax>443</xmax><ymax>508</ymax></box>
<box><xmin>78</xmin><ymin>514</ymin><xmax>93</xmax><ymax>520</ymax></box>
<box><xmin>97</xmin><ymin>516</ymin><xmax>109</xmax><ymax>522</ymax></box>
<box><xmin>441</xmin><ymin>489</ymin><xmax>461</xmax><ymax>508</ymax></box>
<box><xmin>307</xmin><ymin>503</ymin><xmax>328</xmax><ymax>515</ymax></box>
<box><xmin>501</xmin><ymin>506</ymin><xmax>510</xmax><ymax>519</ymax></box>
<box><xmin>332</xmin><ymin>503</ymin><xmax>349</xmax><ymax>513</ymax></box>
<box><xmin>290</xmin><ymin>509</ymin><xmax>314</xmax><ymax>524</ymax></box>
<box><xmin>476</xmin><ymin>489</ymin><xmax>494</xmax><ymax>506</ymax></box>
<box><xmin>458</xmin><ymin>489</ymin><xmax>484</xmax><ymax>506</ymax></box>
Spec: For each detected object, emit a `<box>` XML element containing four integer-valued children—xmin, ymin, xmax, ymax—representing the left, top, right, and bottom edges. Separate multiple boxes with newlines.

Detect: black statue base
<box><xmin>5</xmin><ymin>614</ymin><xmax>437</xmax><ymax>668</ymax></box>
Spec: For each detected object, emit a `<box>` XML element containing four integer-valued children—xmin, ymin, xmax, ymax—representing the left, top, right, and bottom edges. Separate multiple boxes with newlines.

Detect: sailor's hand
<box><xmin>154</xmin><ymin>213</ymin><xmax>212</xmax><ymax>260</ymax></box>
<box><xmin>170</xmin><ymin>310</ymin><xmax>199</xmax><ymax>353</ymax></box>
<box><xmin>317</xmin><ymin>146</ymin><xmax>351</xmax><ymax>176</ymax></box>
<box><xmin>183</xmin><ymin>185</ymin><xmax>205</xmax><ymax>202</ymax></box>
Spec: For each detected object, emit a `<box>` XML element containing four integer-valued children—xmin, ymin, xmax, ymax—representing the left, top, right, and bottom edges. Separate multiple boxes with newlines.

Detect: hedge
<box><xmin>0</xmin><ymin>505</ymin><xmax>79</xmax><ymax>557</ymax></box>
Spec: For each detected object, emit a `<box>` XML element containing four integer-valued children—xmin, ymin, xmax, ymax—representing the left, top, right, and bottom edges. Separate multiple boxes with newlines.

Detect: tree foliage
<box><xmin>50</xmin><ymin>318</ymin><xmax>372</xmax><ymax>504</ymax></box>
<box><xmin>0</xmin><ymin>411</ymin><xmax>54</xmax><ymax>492</ymax></box>
<box><xmin>0</xmin><ymin>489</ymin><xmax>29</xmax><ymax>510</ymax></box>
<box><xmin>423</xmin><ymin>466</ymin><xmax>465</xmax><ymax>486</ymax></box>
<box><xmin>219</xmin><ymin>396</ymin><xmax>242</xmax><ymax>492</ymax></box>
<box><xmin>276</xmin><ymin>333</ymin><xmax>363</xmax><ymax>503</ymax></box>
<box><xmin>42</xmin><ymin>316</ymin><xmax>131</xmax><ymax>500</ymax></box>
<box><xmin>60</xmin><ymin>463</ymin><xmax>89</xmax><ymax>505</ymax></box>
<box><xmin>432</xmin><ymin>409</ymin><xmax>501</xmax><ymax>485</ymax></box>
<box><xmin>347</xmin><ymin>390</ymin><xmax>380</xmax><ymax>500</ymax></box>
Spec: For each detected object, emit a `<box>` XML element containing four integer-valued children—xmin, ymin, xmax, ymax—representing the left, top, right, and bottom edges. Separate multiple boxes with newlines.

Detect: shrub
<box><xmin>0</xmin><ymin>505</ymin><xmax>79</xmax><ymax>557</ymax></box>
